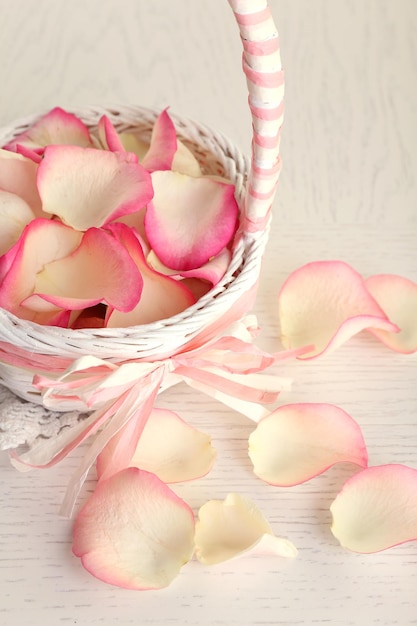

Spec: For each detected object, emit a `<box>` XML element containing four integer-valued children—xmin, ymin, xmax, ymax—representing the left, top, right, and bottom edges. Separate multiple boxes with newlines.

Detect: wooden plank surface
<box><xmin>0</xmin><ymin>1</ymin><xmax>416</xmax><ymax>624</ymax></box>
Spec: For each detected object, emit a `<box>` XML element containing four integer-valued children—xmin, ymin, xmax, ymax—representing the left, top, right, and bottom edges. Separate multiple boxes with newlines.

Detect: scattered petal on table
<box><xmin>97</xmin><ymin>408</ymin><xmax>216</xmax><ymax>483</ymax></box>
<box><xmin>248</xmin><ymin>403</ymin><xmax>368</xmax><ymax>487</ymax></box>
<box><xmin>330</xmin><ymin>464</ymin><xmax>417</xmax><ymax>553</ymax></box>
<box><xmin>73</xmin><ymin>468</ymin><xmax>195</xmax><ymax>590</ymax></box>
<box><xmin>278</xmin><ymin>260</ymin><xmax>399</xmax><ymax>358</ymax></box>
<box><xmin>37</xmin><ymin>145</ymin><xmax>153</xmax><ymax>230</ymax></box>
<box><xmin>146</xmin><ymin>171</ymin><xmax>238</xmax><ymax>271</ymax></box>
<box><xmin>365</xmin><ymin>274</ymin><xmax>417</xmax><ymax>354</ymax></box>
<box><xmin>3</xmin><ymin>107</ymin><xmax>94</xmax><ymax>153</ymax></box>
<box><xmin>195</xmin><ymin>492</ymin><xmax>297</xmax><ymax>565</ymax></box>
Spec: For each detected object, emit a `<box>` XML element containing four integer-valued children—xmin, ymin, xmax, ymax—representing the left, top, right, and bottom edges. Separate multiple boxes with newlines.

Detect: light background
<box><xmin>0</xmin><ymin>1</ymin><xmax>416</xmax><ymax>625</ymax></box>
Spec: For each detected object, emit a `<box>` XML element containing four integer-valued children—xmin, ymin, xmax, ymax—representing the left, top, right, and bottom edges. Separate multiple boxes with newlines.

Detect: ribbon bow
<box><xmin>11</xmin><ymin>316</ymin><xmax>303</xmax><ymax>517</ymax></box>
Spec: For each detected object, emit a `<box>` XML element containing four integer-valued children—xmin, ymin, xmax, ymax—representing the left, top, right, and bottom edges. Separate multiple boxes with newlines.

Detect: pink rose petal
<box><xmin>0</xmin><ymin>149</ymin><xmax>43</xmax><ymax>216</ymax></box>
<box><xmin>105</xmin><ymin>223</ymin><xmax>195</xmax><ymax>327</ymax></box>
<box><xmin>365</xmin><ymin>274</ymin><xmax>417</xmax><ymax>353</ymax></box>
<box><xmin>97</xmin><ymin>408</ymin><xmax>216</xmax><ymax>483</ymax></box>
<box><xmin>37</xmin><ymin>145</ymin><xmax>153</xmax><ymax>230</ymax></box>
<box><xmin>97</xmin><ymin>115</ymin><xmax>125</xmax><ymax>152</ymax></box>
<box><xmin>145</xmin><ymin>171</ymin><xmax>239</xmax><ymax>271</ymax></box>
<box><xmin>0</xmin><ymin>190</ymin><xmax>36</xmax><ymax>255</ymax></box>
<box><xmin>248</xmin><ymin>403</ymin><xmax>368</xmax><ymax>487</ymax></box>
<box><xmin>147</xmin><ymin>246</ymin><xmax>231</xmax><ymax>286</ymax></box>
<box><xmin>3</xmin><ymin>107</ymin><xmax>93</xmax><ymax>153</ymax></box>
<box><xmin>0</xmin><ymin>218</ymin><xmax>82</xmax><ymax>319</ymax></box>
<box><xmin>73</xmin><ymin>468</ymin><xmax>195</xmax><ymax>590</ymax></box>
<box><xmin>330</xmin><ymin>464</ymin><xmax>417</xmax><ymax>553</ymax></box>
<box><xmin>171</xmin><ymin>139</ymin><xmax>202</xmax><ymax>177</ymax></box>
<box><xmin>141</xmin><ymin>108</ymin><xmax>177</xmax><ymax>172</ymax></box>
<box><xmin>278</xmin><ymin>261</ymin><xmax>399</xmax><ymax>358</ymax></box>
<box><xmin>23</xmin><ymin>227</ymin><xmax>143</xmax><ymax>313</ymax></box>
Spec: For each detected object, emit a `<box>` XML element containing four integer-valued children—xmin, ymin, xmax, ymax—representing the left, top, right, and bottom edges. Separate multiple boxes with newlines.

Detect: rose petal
<box><xmin>364</xmin><ymin>274</ymin><xmax>417</xmax><ymax>353</ymax></box>
<box><xmin>145</xmin><ymin>171</ymin><xmax>239</xmax><ymax>271</ymax></box>
<box><xmin>3</xmin><ymin>107</ymin><xmax>93</xmax><ymax>153</ymax></box>
<box><xmin>105</xmin><ymin>223</ymin><xmax>195</xmax><ymax>327</ymax></box>
<box><xmin>23</xmin><ymin>227</ymin><xmax>143</xmax><ymax>312</ymax></box>
<box><xmin>0</xmin><ymin>218</ymin><xmax>82</xmax><ymax>319</ymax></box>
<box><xmin>37</xmin><ymin>145</ymin><xmax>153</xmax><ymax>230</ymax></box>
<box><xmin>15</xmin><ymin>144</ymin><xmax>43</xmax><ymax>163</ymax></box>
<box><xmin>97</xmin><ymin>408</ymin><xmax>216</xmax><ymax>483</ymax></box>
<box><xmin>0</xmin><ymin>149</ymin><xmax>43</xmax><ymax>216</ymax></box>
<box><xmin>0</xmin><ymin>190</ymin><xmax>36</xmax><ymax>255</ymax></box>
<box><xmin>172</xmin><ymin>139</ymin><xmax>202</xmax><ymax>177</ymax></box>
<box><xmin>278</xmin><ymin>261</ymin><xmax>399</xmax><ymax>358</ymax></box>
<box><xmin>97</xmin><ymin>115</ymin><xmax>125</xmax><ymax>152</ymax></box>
<box><xmin>330</xmin><ymin>464</ymin><xmax>417</xmax><ymax>553</ymax></box>
<box><xmin>248</xmin><ymin>403</ymin><xmax>368</xmax><ymax>487</ymax></box>
<box><xmin>147</xmin><ymin>246</ymin><xmax>231</xmax><ymax>286</ymax></box>
<box><xmin>141</xmin><ymin>108</ymin><xmax>177</xmax><ymax>172</ymax></box>
<box><xmin>195</xmin><ymin>493</ymin><xmax>297</xmax><ymax>565</ymax></box>
<box><xmin>73</xmin><ymin>468</ymin><xmax>195</xmax><ymax>589</ymax></box>
<box><xmin>119</xmin><ymin>133</ymin><xmax>149</xmax><ymax>161</ymax></box>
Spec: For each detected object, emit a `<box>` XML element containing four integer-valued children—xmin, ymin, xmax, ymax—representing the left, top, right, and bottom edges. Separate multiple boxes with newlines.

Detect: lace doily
<box><xmin>0</xmin><ymin>385</ymin><xmax>86</xmax><ymax>451</ymax></box>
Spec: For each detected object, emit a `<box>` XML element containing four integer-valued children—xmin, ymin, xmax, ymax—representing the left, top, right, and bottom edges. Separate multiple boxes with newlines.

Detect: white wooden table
<box><xmin>1</xmin><ymin>1</ymin><xmax>416</xmax><ymax>624</ymax></box>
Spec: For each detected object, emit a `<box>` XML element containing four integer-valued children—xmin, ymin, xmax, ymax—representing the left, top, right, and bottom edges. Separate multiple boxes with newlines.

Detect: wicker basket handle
<box><xmin>228</xmin><ymin>0</ymin><xmax>283</xmax><ymax>231</ymax></box>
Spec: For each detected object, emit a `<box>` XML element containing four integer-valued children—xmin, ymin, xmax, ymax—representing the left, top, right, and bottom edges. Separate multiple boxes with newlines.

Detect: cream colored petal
<box><xmin>195</xmin><ymin>493</ymin><xmax>297</xmax><ymax>565</ymax></box>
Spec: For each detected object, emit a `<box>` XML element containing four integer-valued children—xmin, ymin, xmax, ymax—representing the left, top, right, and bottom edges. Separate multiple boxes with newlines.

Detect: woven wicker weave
<box><xmin>0</xmin><ymin>1</ymin><xmax>283</xmax><ymax>436</ymax></box>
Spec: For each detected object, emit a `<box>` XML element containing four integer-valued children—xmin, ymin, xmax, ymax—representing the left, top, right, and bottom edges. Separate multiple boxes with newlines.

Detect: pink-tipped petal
<box><xmin>15</xmin><ymin>144</ymin><xmax>43</xmax><ymax>163</ymax></box>
<box><xmin>97</xmin><ymin>115</ymin><xmax>125</xmax><ymax>152</ymax></box>
<box><xmin>0</xmin><ymin>218</ymin><xmax>82</xmax><ymax>319</ymax></box>
<box><xmin>195</xmin><ymin>493</ymin><xmax>297</xmax><ymax>565</ymax></box>
<box><xmin>141</xmin><ymin>108</ymin><xmax>177</xmax><ymax>172</ymax></box>
<box><xmin>105</xmin><ymin>223</ymin><xmax>195</xmax><ymax>327</ymax></box>
<box><xmin>0</xmin><ymin>149</ymin><xmax>43</xmax><ymax>216</ymax></box>
<box><xmin>23</xmin><ymin>227</ymin><xmax>143</xmax><ymax>312</ymax></box>
<box><xmin>147</xmin><ymin>246</ymin><xmax>231</xmax><ymax>286</ymax></box>
<box><xmin>248</xmin><ymin>403</ymin><xmax>368</xmax><ymax>487</ymax></box>
<box><xmin>97</xmin><ymin>408</ymin><xmax>216</xmax><ymax>483</ymax></box>
<box><xmin>119</xmin><ymin>133</ymin><xmax>149</xmax><ymax>161</ymax></box>
<box><xmin>73</xmin><ymin>468</ymin><xmax>195</xmax><ymax>589</ymax></box>
<box><xmin>330</xmin><ymin>464</ymin><xmax>417</xmax><ymax>553</ymax></box>
<box><xmin>172</xmin><ymin>139</ymin><xmax>202</xmax><ymax>177</ymax></box>
<box><xmin>37</xmin><ymin>145</ymin><xmax>153</xmax><ymax>230</ymax></box>
<box><xmin>3</xmin><ymin>107</ymin><xmax>93</xmax><ymax>153</ymax></box>
<box><xmin>365</xmin><ymin>274</ymin><xmax>417</xmax><ymax>353</ymax></box>
<box><xmin>145</xmin><ymin>171</ymin><xmax>239</xmax><ymax>271</ymax></box>
<box><xmin>0</xmin><ymin>190</ymin><xmax>36</xmax><ymax>255</ymax></box>
<box><xmin>278</xmin><ymin>261</ymin><xmax>399</xmax><ymax>358</ymax></box>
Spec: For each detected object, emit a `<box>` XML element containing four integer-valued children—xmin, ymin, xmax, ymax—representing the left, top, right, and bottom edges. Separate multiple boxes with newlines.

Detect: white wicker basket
<box><xmin>0</xmin><ymin>1</ymin><xmax>283</xmax><ymax>441</ymax></box>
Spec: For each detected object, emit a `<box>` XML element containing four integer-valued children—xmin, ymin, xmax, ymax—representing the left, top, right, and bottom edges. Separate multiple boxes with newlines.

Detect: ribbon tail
<box><xmin>59</xmin><ymin>368</ymin><xmax>164</xmax><ymax>519</ymax></box>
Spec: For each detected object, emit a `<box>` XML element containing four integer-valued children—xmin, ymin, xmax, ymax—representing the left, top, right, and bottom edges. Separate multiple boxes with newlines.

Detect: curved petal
<box><xmin>97</xmin><ymin>408</ymin><xmax>216</xmax><ymax>483</ymax></box>
<box><xmin>0</xmin><ymin>218</ymin><xmax>82</xmax><ymax>319</ymax></box>
<box><xmin>141</xmin><ymin>108</ymin><xmax>177</xmax><ymax>172</ymax></box>
<box><xmin>73</xmin><ymin>468</ymin><xmax>195</xmax><ymax>589</ymax></box>
<box><xmin>195</xmin><ymin>493</ymin><xmax>297</xmax><ymax>565</ymax></box>
<box><xmin>97</xmin><ymin>115</ymin><xmax>125</xmax><ymax>152</ymax></box>
<box><xmin>105</xmin><ymin>223</ymin><xmax>195</xmax><ymax>327</ymax></box>
<box><xmin>172</xmin><ymin>139</ymin><xmax>202</xmax><ymax>177</ymax></box>
<box><xmin>145</xmin><ymin>171</ymin><xmax>239</xmax><ymax>271</ymax></box>
<box><xmin>330</xmin><ymin>464</ymin><xmax>417</xmax><ymax>553</ymax></box>
<box><xmin>37</xmin><ymin>145</ymin><xmax>153</xmax><ymax>230</ymax></box>
<box><xmin>0</xmin><ymin>149</ymin><xmax>43</xmax><ymax>216</ymax></box>
<box><xmin>278</xmin><ymin>261</ymin><xmax>399</xmax><ymax>358</ymax></box>
<box><xmin>119</xmin><ymin>133</ymin><xmax>149</xmax><ymax>161</ymax></box>
<box><xmin>23</xmin><ymin>227</ymin><xmax>143</xmax><ymax>312</ymax></box>
<box><xmin>3</xmin><ymin>107</ymin><xmax>94</xmax><ymax>153</ymax></box>
<box><xmin>248</xmin><ymin>403</ymin><xmax>368</xmax><ymax>487</ymax></box>
<box><xmin>0</xmin><ymin>190</ymin><xmax>36</xmax><ymax>255</ymax></box>
<box><xmin>147</xmin><ymin>246</ymin><xmax>231</xmax><ymax>286</ymax></box>
<box><xmin>365</xmin><ymin>274</ymin><xmax>417</xmax><ymax>353</ymax></box>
